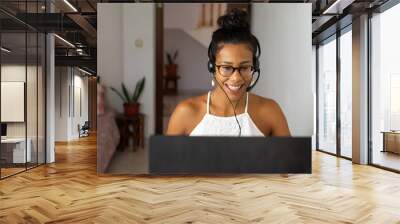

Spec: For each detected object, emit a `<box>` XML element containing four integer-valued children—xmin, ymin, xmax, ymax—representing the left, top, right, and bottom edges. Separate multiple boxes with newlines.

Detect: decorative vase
<box><xmin>165</xmin><ymin>64</ymin><xmax>178</xmax><ymax>77</ymax></box>
<box><xmin>123</xmin><ymin>103</ymin><xmax>140</xmax><ymax>117</ymax></box>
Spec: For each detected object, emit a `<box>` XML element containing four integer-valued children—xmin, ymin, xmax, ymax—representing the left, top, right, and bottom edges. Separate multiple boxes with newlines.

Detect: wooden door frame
<box><xmin>155</xmin><ymin>3</ymin><xmax>164</xmax><ymax>134</ymax></box>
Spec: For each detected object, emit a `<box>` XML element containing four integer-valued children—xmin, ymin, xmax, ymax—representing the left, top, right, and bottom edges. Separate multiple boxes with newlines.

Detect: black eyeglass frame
<box><xmin>215</xmin><ymin>65</ymin><xmax>256</xmax><ymax>78</ymax></box>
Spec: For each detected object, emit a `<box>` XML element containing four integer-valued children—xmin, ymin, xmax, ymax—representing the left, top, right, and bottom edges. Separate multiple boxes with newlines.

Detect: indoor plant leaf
<box><xmin>132</xmin><ymin>77</ymin><xmax>146</xmax><ymax>102</ymax></box>
<box><xmin>121</xmin><ymin>83</ymin><xmax>132</xmax><ymax>103</ymax></box>
<box><xmin>110</xmin><ymin>87</ymin><xmax>126</xmax><ymax>102</ymax></box>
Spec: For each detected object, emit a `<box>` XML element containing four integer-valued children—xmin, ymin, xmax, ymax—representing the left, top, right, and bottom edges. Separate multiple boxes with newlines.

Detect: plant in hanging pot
<box><xmin>165</xmin><ymin>50</ymin><xmax>178</xmax><ymax>77</ymax></box>
<box><xmin>110</xmin><ymin>77</ymin><xmax>146</xmax><ymax>117</ymax></box>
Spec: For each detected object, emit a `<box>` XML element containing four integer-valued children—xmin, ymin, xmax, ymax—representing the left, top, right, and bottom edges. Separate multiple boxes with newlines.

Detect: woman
<box><xmin>166</xmin><ymin>8</ymin><xmax>290</xmax><ymax>137</ymax></box>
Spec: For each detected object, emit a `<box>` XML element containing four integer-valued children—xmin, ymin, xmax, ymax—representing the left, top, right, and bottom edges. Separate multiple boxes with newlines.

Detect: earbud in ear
<box><xmin>246</xmin><ymin>70</ymin><xmax>260</xmax><ymax>92</ymax></box>
<box><xmin>207</xmin><ymin>60</ymin><xmax>215</xmax><ymax>73</ymax></box>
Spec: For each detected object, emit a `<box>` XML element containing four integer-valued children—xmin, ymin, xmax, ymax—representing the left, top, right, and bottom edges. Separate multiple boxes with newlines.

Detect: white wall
<box><xmin>54</xmin><ymin>67</ymin><xmax>89</xmax><ymax>141</ymax></box>
<box><xmin>97</xmin><ymin>4</ymin><xmax>123</xmax><ymax>113</ymax></box>
<box><xmin>251</xmin><ymin>3</ymin><xmax>313</xmax><ymax>136</ymax></box>
<box><xmin>164</xmin><ymin>3</ymin><xmax>227</xmax><ymax>30</ymax></box>
<box><xmin>164</xmin><ymin>28</ymin><xmax>209</xmax><ymax>92</ymax></box>
<box><xmin>98</xmin><ymin>3</ymin><xmax>155</xmax><ymax>138</ymax></box>
<box><xmin>164</xmin><ymin>3</ymin><xmax>200</xmax><ymax>30</ymax></box>
<box><xmin>55</xmin><ymin>67</ymin><xmax>69</xmax><ymax>141</ymax></box>
<box><xmin>1</xmin><ymin>65</ymin><xmax>38</xmax><ymax>137</ymax></box>
<box><xmin>72</xmin><ymin>74</ymin><xmax>89</xmax><ymax>138</ymax></box>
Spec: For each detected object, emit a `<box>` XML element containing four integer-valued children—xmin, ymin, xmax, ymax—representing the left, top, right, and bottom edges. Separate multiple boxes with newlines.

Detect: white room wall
<box><xmin>97</xmin><ymin>4</ymin><xmax>123</xmax><ymax>113</ymax></box>
<box><xmin>164</xmin><ymin>28</ymin><xmax>209</xmax><ymax>93</ymax></box>
<box><xmin>1</xmin><ymin>64</ymin><xmax>46</xmax><ymax>163</ymax></box>
<box><xmin>54</xmin><ymin>67</ymin><xmax>89</xmax><ymax>141</ymax></box>
<box><xmin>1</xmin><ymin>65</ymin><xmax>37</xmax><ymax>138</ymax></box>
<box><xmin>164</xmin><ymin>3</ymin><xmax>227</xmax><ymax>30</ymax></box>
<box><xmin>70</xmin><ymin>73</ymin><xmax>89</xmax><ymax>139</ymax></box>
<box><xmin>55</xmin><ymin>67</ymin><xmax>70</xmax><ymax>141</ymax></box>
<box><xmin>98</xmin><ymin>3</ymin><xmax>155</xmax><ymax>138</ymax></box>
<box><xmin>97</xmin><ymin>3</ymin><xmax>124</xmax><ymax>170</ymax></box>
<box><xmin>164</xmin><ymin>3</ymin><xmax>200</xmax><ymax>30</ymax></box>
<box><xmin>251</xmin><ymin>3</ymin><xmax>313</xmax><ymax>136</ymax></box>
<box><xmin>75</xmin><ymin>74</ymin><xmax>89</xmax><ymax>126</ymax></box>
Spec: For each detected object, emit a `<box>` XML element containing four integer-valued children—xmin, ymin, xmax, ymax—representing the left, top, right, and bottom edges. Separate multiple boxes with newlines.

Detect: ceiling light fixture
<box><xmin>63</xmin><ymin>0</ymin><xmax>78</xmax><ymax>12</ymax></box>
<box><xmin>322</xmin><ymin>0</ymin><xmax>354</xmax><ymax>15</ymax></box>
<box><xmin>54</xmin><ymin>34</ymin><xmax>75</xmax><ymax>48</ymax></box>
<box><xmin>78</xmin><ymin>67</ymin><xmax>93</xmax><ymax>76</ymax></box>
<box><xmin>1</xmin><ymin>47</ymin><xmax>11</xmax><ymax>53</ymax></box>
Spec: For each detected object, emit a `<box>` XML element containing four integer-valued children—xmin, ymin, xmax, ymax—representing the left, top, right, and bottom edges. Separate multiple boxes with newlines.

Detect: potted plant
<box><xmin>165</xmin><ymin>50</ymin><xmax>178</xmax><ymax>77</ymax></box>
<box><xmin>110</xmin><ymin>77</ymin><xmax>146</xmax><ymax>117</ymax></box>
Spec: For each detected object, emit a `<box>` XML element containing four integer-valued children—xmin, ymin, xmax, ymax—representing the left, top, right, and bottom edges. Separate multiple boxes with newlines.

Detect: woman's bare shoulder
<box><xmin>174</xmin><ymin>94</ymin><xmax>208</xmax><ymax>116</ymax></box>
<box><xmin>249</xmin><ymin>93</ymin><xmax>290</xmax><ymax>136</ymax></box>
<box><xmin>249</xmin><ymin>93</ymin><xmax>280</xmax><ymax>110</ymax></box>
<box><xmin>166</xmin><ymin>93</ymin><xmax>208</xmax><ymax>135</ymax></box>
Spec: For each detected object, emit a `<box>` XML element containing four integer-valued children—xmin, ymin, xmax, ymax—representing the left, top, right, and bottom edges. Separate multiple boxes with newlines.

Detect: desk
<box><xmin>381</xmin><ymin>131</ymin><xmax>400</xmax><ymax>154</ymax></box>
<box><xmin>1</xmin><ymin>138</ymin><xmax>32</xmax><ymax>163</ymax></box>
<box><xmin>115</xmin><ymin>114</ymin><xmax>144</xmax><ymax>151</ymax></box>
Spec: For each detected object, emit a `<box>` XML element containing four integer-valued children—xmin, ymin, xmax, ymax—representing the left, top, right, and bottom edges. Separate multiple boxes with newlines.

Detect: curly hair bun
<box><xmin>217</xmin><ymin>8</ymin><xmax>250</xmax><ymax>30</ymax></box>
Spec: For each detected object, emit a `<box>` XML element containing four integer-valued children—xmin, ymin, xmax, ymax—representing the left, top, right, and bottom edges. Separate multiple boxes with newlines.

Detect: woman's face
<box><xmin>214</xmin><ymin>43</ymin><xmax>254</xmax><ymax>101</ymax></box>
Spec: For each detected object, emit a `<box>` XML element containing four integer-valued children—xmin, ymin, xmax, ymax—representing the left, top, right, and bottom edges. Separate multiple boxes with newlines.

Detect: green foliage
<box><xmin>166</xmin><ymin>50</ymin><xmax>178</xmax><ymax>65</ymax></box>
<box><xmin>110</xmin><ymin>77</ymin><xmax>146</xmax><ymax>104</ymax></box>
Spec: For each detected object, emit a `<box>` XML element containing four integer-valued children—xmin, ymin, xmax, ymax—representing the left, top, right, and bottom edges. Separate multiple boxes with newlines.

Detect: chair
<box><xmin>79</xmin><ymin>121</ymin><xmax>90</xmax><ymax>138</ymax></box>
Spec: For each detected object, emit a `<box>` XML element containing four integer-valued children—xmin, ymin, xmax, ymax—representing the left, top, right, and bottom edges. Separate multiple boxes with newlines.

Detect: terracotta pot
<box><xmin>123</xmin><ymin>103</ymin><xmax>140</xmax><ymax>117</ymax></box>
<box><xmin>165</xmin><ymin>64</ymin><xmax>178</xmax><ymax>77</ymax></box>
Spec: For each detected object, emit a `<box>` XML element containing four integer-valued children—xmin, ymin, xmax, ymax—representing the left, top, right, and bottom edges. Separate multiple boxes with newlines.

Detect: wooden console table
<box><xmin>115</xmin><ymin>113</ymin><xmax>144</xmax><ymax>151</ymax></box>
<box><xmin>381</xmin><ymin>131</ymin><xmax>400</xmax><ymax>154</ymax></box>
<box><xmin>163</xmin><ymin>75</ymin><xmax>180</xmax><ymax>94</ymax></box>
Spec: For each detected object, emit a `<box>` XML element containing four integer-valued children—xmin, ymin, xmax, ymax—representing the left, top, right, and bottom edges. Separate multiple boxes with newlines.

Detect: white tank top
<box><xmin>189</xmin><ymin>91</ymin><xmax>265</xmax><ymax>136</ymax></box>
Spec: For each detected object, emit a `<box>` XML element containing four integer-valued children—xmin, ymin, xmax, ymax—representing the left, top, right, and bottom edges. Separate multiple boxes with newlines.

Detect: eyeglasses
<box><xmin>215</xmin><ymin>65</ymin><xmax>255</xmax><ymax>78</ymax></box>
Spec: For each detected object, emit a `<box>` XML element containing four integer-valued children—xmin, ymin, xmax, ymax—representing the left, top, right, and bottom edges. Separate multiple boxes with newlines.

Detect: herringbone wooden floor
<box><xmin>1</xmin><ymin>135</ymin><xmax>400</xmax><ymax>224</ymax></box>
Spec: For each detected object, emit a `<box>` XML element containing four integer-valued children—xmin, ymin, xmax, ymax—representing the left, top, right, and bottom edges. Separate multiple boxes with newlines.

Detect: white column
<box><xmin>46</xmin><ymin>32</ymin><xmax>55</xmax><ymax>163</ymax></box>
<box><xmin>352</xmin><ymin>14</ymin><xmax>369</xmax><ymax>164</ymax></box>
<box><xmin>45</xmin><ymin>0</ymin><xmax>56</xmax><ymax>164</ymax></box>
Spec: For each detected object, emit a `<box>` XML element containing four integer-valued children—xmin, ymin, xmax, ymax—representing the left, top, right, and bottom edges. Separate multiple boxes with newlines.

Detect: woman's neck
<box><xmin>210</xmin><ymin>87</ymin><xmax>247</xmax><ymax>116</ymax></box>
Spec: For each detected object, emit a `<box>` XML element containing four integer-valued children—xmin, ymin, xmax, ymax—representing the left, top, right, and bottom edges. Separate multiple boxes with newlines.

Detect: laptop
<box><xmin>149</xmin><ymin>136</ymin><xmax>311</xmax><ymax>174</ymax></box>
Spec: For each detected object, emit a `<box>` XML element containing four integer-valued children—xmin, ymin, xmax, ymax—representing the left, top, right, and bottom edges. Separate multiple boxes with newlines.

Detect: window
<box><xmin>318</xmin><ymin>36</ymin><xmax>337</xmax><ymax>155</ymax></box>
<box><xmin>340</xmin><ymin>28</ymin><xmax>352</xmax><ymax>158</ymax></box>
<box><xmin>370</xmin><ymin>2</ymin><xmax>400</xmax><ymax>171</ymax></box>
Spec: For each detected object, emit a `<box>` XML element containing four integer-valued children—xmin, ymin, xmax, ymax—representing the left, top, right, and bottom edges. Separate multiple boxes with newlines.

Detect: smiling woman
<box><xmin>166</xmin><ymin>8</ymin><xmax>290</xmax><ymax>137</ymax></box>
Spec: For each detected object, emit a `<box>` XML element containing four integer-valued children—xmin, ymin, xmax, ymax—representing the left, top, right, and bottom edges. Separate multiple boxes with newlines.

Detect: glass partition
<box><xmin>0</xmin><ymin>1</ymin><xmax>46</xmax><ymax>179</ymax></box>
<box><xmin>1</xmin><ymin>31</ymin><xmax>28</xmax><ymax>177</ymax></box>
